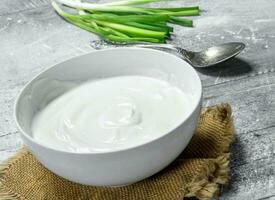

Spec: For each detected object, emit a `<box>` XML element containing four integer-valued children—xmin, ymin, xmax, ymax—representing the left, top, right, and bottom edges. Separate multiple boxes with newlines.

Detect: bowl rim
<box><xmin>14</xmin><ymin>47</ymin><xmax>202</xmax><ymax>155</ymax></box>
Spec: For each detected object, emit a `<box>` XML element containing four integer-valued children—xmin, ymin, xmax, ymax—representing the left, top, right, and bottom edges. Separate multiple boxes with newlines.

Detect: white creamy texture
<box><xmin>31</xmin><ymin>76</ymin><xmax>190</xmax><ymax>153</ymax></box>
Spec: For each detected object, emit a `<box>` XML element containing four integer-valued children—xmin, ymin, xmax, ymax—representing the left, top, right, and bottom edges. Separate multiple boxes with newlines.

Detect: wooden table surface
<box><xmin>1</xmin><ymin>0</ymin><xmax>275</xmax><ymax>199</ymax></box>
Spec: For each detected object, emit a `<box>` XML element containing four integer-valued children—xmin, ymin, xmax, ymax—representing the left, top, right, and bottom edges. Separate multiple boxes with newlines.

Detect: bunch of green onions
<box><xmin>52</xmin><ymin>0</ymin><xmax>200</xmax><ymax>43</ymax></box>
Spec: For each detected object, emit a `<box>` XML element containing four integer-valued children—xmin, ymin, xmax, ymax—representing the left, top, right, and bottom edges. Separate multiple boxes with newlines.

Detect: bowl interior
<box><xmin>15</xmin><ymin>48</ymin><xmax>202</xmax><ymax>145</ymax></box>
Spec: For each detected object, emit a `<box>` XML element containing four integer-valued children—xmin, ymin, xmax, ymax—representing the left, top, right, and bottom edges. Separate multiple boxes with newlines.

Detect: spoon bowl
<box><xmin>184</xmin><ymin>42</ymin><xmax>246</xmax><ymax>68</ymax></box>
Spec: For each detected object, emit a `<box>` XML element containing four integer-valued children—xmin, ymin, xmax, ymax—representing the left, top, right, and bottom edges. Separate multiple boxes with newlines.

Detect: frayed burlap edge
<box><xmin>0</xmin><ymin>147</ymin><xmax>29</xmax><ymax>200</ymax></box>
<box><xmin>184</xmin><ymin>154</ymin><xmax>230</xmax><ymax>200</ymax></box>
<box><xmin>183</xmin><ymin>103</ymin><xmax>234</xmax><ymax>200</ymax></box>
<box><xmin>199</xmin><ymin>103</ymin><xmax>234</xmax><ymax>155</ymax></box>
<box><xmin>0</xmin><ymin>104</ymin><xmax>234</xmax><ymax>200</ymax></box>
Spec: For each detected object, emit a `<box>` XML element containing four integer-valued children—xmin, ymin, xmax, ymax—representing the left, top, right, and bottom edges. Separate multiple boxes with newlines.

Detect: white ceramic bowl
<box><xmin>14</xmin><ymin>48</ymin><xmax>202</xmax><ymax>186</ymax></box>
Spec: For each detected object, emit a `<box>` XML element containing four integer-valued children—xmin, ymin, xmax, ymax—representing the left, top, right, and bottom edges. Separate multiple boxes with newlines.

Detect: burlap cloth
<box><xmin>0</xmin><ymin>104</ymin><xmax>234</xmax><ymax>200</ymax></box>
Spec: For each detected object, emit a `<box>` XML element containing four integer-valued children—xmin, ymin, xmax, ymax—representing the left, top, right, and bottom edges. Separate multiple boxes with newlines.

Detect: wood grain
<box><xmin>0</xmin><ymin>0</ymin><xmax>50</xmax><ymax>16</ymax></box>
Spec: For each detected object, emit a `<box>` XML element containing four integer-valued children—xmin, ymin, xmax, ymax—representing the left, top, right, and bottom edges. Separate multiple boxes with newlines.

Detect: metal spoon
<box><xmin>90</xmin><ymin>40</ymin><xmax>245</xmax><ymax>68</ymax></box>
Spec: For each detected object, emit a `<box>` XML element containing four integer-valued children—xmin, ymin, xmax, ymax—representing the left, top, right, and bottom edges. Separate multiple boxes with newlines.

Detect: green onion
<box><xmin>122</xmin><ymin>22</ymin><xmax>172</xmax><ymax>32</ymax></box>
<box><xmin>156</xmin><ymin>6</ymin><xmax>200</xmax><ymax>12</ymax></box>
<box><xmin>52</xmin><ymin>0</ymin><xmax>200</xmax><ymax>43</ymax></box>
<box><xmin>81</xmin><ymin>13</ymin><xmax>170</xmax><ymax>24</ymax></box>
<box><xmin>94</xmin><ymin>20</ymin><xmax>167</xmax><ymax>39</ymax></box>
<box><xmin>169</xmin><ymin>17</ymin><xmax>193</xmax><ymax>27</ymax></box>
<box><xmin>106</xmin><ymin>35</ymin><xmax>162</xmax><ymax>43</ymax></box>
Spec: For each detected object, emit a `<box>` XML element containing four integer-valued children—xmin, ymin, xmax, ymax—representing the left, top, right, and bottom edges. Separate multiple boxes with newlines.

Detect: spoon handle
<box><xmin>90</xmin><ymin>40</ymin><xmax>178</xmax><ymax>51</ymax></box>
<box><xmin>89</xmin><ymin>40</ymin><xmax>192</xmax><ymax>65</ymax></box>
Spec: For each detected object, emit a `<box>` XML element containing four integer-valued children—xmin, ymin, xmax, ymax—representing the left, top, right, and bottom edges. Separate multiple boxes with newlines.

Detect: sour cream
<box><xmin>31</xmin><ymin>76</ymin><xmax>190</xmax><ymax>153</ymax></box>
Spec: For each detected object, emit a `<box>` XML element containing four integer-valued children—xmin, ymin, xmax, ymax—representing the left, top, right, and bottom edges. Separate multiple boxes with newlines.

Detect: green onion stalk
<box><xmin>52</xmin><ymin>0</ymin><xmax>200</xmax><ymax>43</ymax></box>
